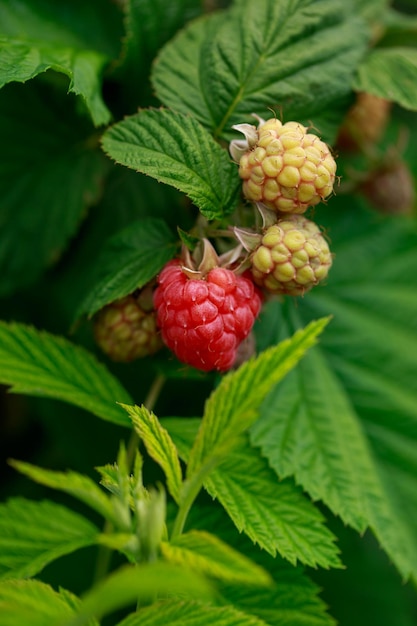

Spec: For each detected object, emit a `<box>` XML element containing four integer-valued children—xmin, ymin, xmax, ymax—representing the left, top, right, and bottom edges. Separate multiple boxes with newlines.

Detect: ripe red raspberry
<box><xmin>94</xmin><ymin>293</ymin><xmax>162</xmax><ymax>362</ymax></box>
<box><xmin>153</xmin><ymin>261</ymin><xmax>262</xmax><ymax>372</ymax></box>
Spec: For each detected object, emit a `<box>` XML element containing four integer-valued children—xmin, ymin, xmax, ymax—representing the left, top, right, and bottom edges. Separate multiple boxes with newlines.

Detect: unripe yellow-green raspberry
<box><xmin>238</xmin><ymin>119</ymin><xmax>336</xmax><ymax>214</ymax></box>
<box><xmin>251</xmin><ymin>216</ymin><xmax>332</xmax><ymax>296</ymax></box>
<box><xmin>94</xmin><ymin>294</ymin><xmax>163</xmax><ymax>362</ymax></box>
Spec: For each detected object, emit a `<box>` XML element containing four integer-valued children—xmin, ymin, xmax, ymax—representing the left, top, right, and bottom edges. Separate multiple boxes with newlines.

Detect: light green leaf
<box><xmin>0</xmin><ymin>81</ymin><xmax>109</xmax><ymax>296</ymax></box>
<box><xmin>0</xmin><ymin>579</ymin><xmax>78</xmax><ymax>626</ymax></box>
<box><xmin>187</xmin><ymin>318</ymin><xmax>329</xmax><ymax>481</ymax></box>
<box><xmin>0</xmin><ymin>498</ymin><xmax>98</xmax><ymax>580</ymax></box>
<box><xmin>164</xmin><ymin>419</ymin><xmax>341</xmax><ymax>570</ymax></box>
<box><xmin>161</xmin><ymin>530</ymin><xmax>272</xmax><ymax>585</ymax></box>
<box><xmin>122</xmin><ymin>404</ymin><xmax>183</xmax><ymax>504</ymax></box>
<box><xmin>152</xmin><ymin>0</ymin><xmax>369</xmax><ymax>141</ymax></box>
<box><xmin>101</xmin><ymin>108</ymin><xmax>240</xmax><ymax>220</ymax></box>
<box><xmin>354</xmin><ymin>48</ymin><xmax>417</xmax><ymax>111</ymax></box>
<box><xmin>0</xmin><ymin>322</ymin><xmax>132</xmax><ymax>427</ymax></box>
<box><xmin>76</xmin><ymin>218</ymin><xmax>177</xmax><ymax>320</ymax></box>
<box><xmin>10</xmin><ymin>460</ymin><xmax>118</xmax><ymax>527</ymax></box>
<box><xmin>116</xmin><ymin>599</ymin><xmax>269</xmax><ymax>626</ymax></box>
<box><xmin>65</xmin><ymin>562</ymin><xmax>214</xmax><ymax>626</ymax></box>
<box><xmin>0</xmin><ymin>0</ymin><xmax>122</xmax><ymax>125</ymax></box>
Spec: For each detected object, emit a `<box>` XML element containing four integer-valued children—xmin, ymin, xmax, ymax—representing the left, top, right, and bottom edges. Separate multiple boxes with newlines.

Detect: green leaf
<box><xmin>0</xmin><ymin>0</ymin><xmax>122</xmax><ymax>125</ymax></box>
<box><xmin>65</xmin><ymin>562</ymin><xmax>214</xmax><ymax>626</ymax></box>
<box><xmin>0</xmin><ymin>579</ymin><xmax>78</xmax><ymax>626</ymax></box>
<box><xmin>354</xmin><ymin>48</ymin><xmax>417</xmax><ymax>111</ymax></box>
<box><xmin>251</xmin><ymin>334</ymin><xmax>371</xmax><ymax>532</ymax></box>
<box><xmin>122</xmin><ymin>404</ymin><xmax>183</xmax><ymax>504</ymax></box>
<box><xmin>187</xmin><ymin>318</ymin><xmax>329</xmax><ymax>481</ymax></box>
<box><xmin>254</xmin><ymin>202</ymin><xmax>417</xmax><ymax>582</ymax></box>
<box><xmin>0</xmin><ymin>497</ymin><xmax>98</xmax><ymax>580</ymax></box>
<box><xmin>101</xmin><ymin>108</ymin><xmax>240</xmax><ymax>220</ymax></box>
<box><xmin>0</xmin><ymin>81</ymin><xmax>109</xmax><ymax>296</ymax></box>
<box><xmin>164</xmin><ymin>419</ymin><xmax>341</xmax><ymax>570</ymax></box>
<box><xmin>10</xmin><ymin>460</ymin><xmax>118</xmax><ymax>527</ymax></box>
<box><xmin>161</xmin><ymin>529</ymin><xmax>272</xmax><ymax>585</ymax></box>
<box><xmin>115</xmin><ymin>0</ymin><xmax>201</xmax><ymax>106</ymax></box>
<box><xmin>76</xmin><ymin>218</ymin><xmax>177</xmax><ymax>320</ymax></box>
<box><xmin>186</xmin><ymin>501</ymin><xmax>336</xmax><ymax>626</ymax></box>
<box><xmin>152</xmin><ymin>0</ymin><xmax>369</xmax><ymax>141</ymax></box>
<box><xmin>251</xmin><ymin>333</ymin><xmax>412</xmax><ymax>580</ymax></box>
<box><xmin>0</xmin><ymin>322</ymin><xmax>132</xmax><ymax>427</ymax></box>
<box><xmin>220</xmin><ymin>583</ymin><xmax>335</xmax><ymax>626</ymax></box>
<box><xmin>116</xmin><ymin>599</ymin><xmax>269</xmax><ymax>626</ymax></box>
<box><xmin>350</xmin><ymin>0</ymin><xmax>389</xmax><ymax>21</ymax></box>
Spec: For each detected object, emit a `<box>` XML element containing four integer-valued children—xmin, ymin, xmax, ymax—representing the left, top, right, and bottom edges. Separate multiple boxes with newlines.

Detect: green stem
<box><xmin>93</xmin><ymin>373</ymin><xmax>166</xmax><ymax>584</ymax></box>
<box><xmin>170</xmin><ymin>453</ymin><xmax>224</xmax><ymax>539</ymax></box>
<box><xmin>126</xmin><ymin>373</ymin><xmax>166</xmax><ymax>470</ymax></box>
<box><xmin>170</xmin><ymin>478</ymin><xmax>200</xmax><ymax>539</ymax></box>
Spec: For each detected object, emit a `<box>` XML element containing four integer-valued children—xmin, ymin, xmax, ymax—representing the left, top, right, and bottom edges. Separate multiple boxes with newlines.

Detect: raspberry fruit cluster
<box><xmin>93</xmin><ymin>115</ymin><xmax>337</xmax><ymax>373</ymax></box>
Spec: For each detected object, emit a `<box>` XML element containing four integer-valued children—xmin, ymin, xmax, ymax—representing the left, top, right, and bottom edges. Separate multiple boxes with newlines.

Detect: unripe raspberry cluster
<box><xmin>231</xmin><ymin>116</ymin><xmax>335</xmax><ymax>298</ymax></box>
<box><xmin>94</xmin><ymin>116</ymin><xmax>336</xmax><ymax>373</ymax></box>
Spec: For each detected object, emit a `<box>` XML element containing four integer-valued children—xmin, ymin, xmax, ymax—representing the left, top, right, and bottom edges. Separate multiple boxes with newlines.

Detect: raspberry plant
<box><xmin>1</xmin><ymin>1</ymin><xmax>417</xmax><ymax>625</ymax></box>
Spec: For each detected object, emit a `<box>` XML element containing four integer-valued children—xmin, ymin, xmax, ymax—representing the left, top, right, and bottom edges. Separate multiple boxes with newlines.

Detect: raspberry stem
<box><xmin>93</xmin><ymin>374</ymin><xmax>166</xmax><ymax>584</ymax></box>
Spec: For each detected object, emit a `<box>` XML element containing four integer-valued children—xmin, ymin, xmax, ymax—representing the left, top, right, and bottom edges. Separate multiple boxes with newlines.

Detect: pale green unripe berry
<box><xmin>238</xmin><ymin>119</ymin><xmax>336</xmax><ymax>214</ymax></box>
<box><xmin>251</xmin><ymin>216</ymin><xmax>332</xmax><ymax>296</ymax></box>
<box><xmin>94</xmin><ymin>294</ymin><xmax>163</xmax><ymax>362</ymax></box>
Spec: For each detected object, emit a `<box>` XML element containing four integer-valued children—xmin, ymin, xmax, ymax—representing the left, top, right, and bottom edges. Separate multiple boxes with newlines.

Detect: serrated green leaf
<box><xmin>186</xmin><ymin>501</ymin><xmax>336</xmax><ymax>626</ymax></box>
<box><xmin>0</xmin><ymin>0</ymin><xmax>122</xmax><ymax>125</ymax></box>
<box><xmin>354</xmin><ymin>48</ymin><xmax>417</xmax><ymax>111</ymax></box>
<box><xmin>164</xmin><ymin>419</ymin><xmax>341</xmax><ymax>570</ymax></box>
<box><xmin>122</xmin><ymin>403</ymin><xmax>183</xmax><ymax>504</ymax></box>
<box><xmin>0</xmin><ymin>322</ymin><xmax>132</xmax><ymax>426</ymax></box>
<box><xmin>187</xmin><ymin>318</ymin><xmax>329</xmax><ymax>481</ymax></box>
<box><xmin>0</xmin><ymin>497</ymin><xmax>98</xmax><ymax>580</ymax></box>
<box><xmin>64</xmin><ymin>562</ymin><xmax>214</xmax><ymax>626</ymax></box>
<box><xmin>76</xmin><ymin>218</ymin><xmax>177</xmax><ymax>320</ymax></box>
<box><xmin>152</xmin><ymin>0</ymin><xmax>369</xmax><ymax>141</ymax></box>
<box><xmin>10</xmin><ymin>460</ymin><xmax>118</xmax><ymax>527</ymax></box>
<box><xmin>256</xmin><ymin>202</ymin><xmax>417</xmax><ymax>582</ymax></box>
<box><xmin>0</xmin><ymin>81</ymin><xmax>109</xmax><ymax>296</ymax></box>
<box><xmin>251</xmin><ymin>332</ymin><xmax>412</xmax><ymax>580</ymax></box>
<box><xmin>252</xmin><ymin>332</ymin><xmax>371</xmax><ymax>532</ymax></box>
<box><xmin>0</xmin><ymin>579</ymin><xmax>78</xmax><ymax>626</ymax></box>
<box><xmin>101</xmin><ymin>108</ymin><xmax>240</xmax><ymax>220</ymax></box>
<box><xmin>221</xmin><ymin>583</ymin><xmax>336</xmax><ymax>626</ymax></box>
<box><xmin>116</xmin><ymin>599</ymin><xmax>269</xmax><ymax>626</ymax></box>
<box><xmin>161</xmin><ymin>530</ymin><xmax>272</xmax><ymax>585</ymax></box>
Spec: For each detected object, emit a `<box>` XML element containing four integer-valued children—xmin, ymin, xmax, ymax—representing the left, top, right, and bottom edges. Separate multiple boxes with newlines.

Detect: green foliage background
<box><xmin>1</xmin><ymin>0</ymin><xmax>417</xmax><ymax>624</ymax></box>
